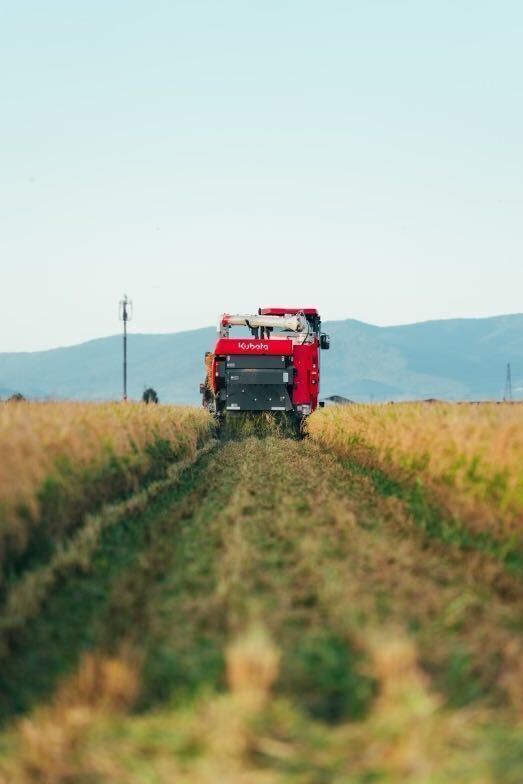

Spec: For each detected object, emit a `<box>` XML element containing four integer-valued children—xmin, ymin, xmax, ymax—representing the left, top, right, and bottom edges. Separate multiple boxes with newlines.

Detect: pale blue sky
<box><xmin>1</xmin><ymin>0</ymin><xmax>522</xmax><ymax>351</ymax></box>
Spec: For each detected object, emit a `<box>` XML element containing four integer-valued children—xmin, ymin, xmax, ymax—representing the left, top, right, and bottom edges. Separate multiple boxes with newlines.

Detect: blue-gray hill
<box><xmin>0</xmin><ymin>314</ymin><xmax>521</xmax><ymax>403</ymax></box>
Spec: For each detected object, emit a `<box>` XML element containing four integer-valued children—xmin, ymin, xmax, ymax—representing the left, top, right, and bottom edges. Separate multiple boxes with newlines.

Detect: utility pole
<box><xmin>504</xmin><ymin>362</ymin><xmax>513</xmax><ymax>402</ymax></box>
<box><xmin>119</xmin><ymin>295</ymin><xmax>133</xmax><ymax>400</ymax></box>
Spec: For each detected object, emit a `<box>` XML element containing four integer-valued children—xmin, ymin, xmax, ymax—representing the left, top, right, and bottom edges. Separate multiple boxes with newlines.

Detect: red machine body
<box><xmin>202</xmin><ymin>308</ymin><xmax>329</xmax><ymax>418</ymax></box>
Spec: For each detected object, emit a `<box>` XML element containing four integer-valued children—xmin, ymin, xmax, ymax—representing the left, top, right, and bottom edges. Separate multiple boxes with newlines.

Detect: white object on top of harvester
<box><xmin>219</xmin><ymin>312</ymin><xmax>308</xmax><ymax>336</ymax></box>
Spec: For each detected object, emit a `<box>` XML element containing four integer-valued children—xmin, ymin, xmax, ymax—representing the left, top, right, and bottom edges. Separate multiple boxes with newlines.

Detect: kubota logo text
<box><xmin>237</xmin><ymin>342</ymin><xmax>269</xmax><ymax>351</ymax></box>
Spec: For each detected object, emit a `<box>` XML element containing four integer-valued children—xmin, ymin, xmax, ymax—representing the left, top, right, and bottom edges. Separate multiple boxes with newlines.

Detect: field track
<box><xmin>2</xmin><ymin>431</ymin><xmax>523</xmax><ymax>781</ymax></box>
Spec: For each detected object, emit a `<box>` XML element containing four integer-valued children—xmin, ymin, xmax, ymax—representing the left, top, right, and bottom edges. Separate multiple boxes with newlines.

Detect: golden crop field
<box><xmin>0</xmin><ymin>402</ymin><xmax>213</xmax><ymax>582</ymax></box>
<box><xmin>0</xmin><ymin>402</ymin><xmax>522</xmax><ymax>783</ymax></box>
<box><xmin>307</xmin><ymin>402</ymin><xmax>523</xmax><ymax>537</ymax></box>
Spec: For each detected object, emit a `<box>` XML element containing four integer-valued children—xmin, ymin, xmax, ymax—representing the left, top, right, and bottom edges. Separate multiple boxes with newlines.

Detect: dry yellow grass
<box><xmin>0</xmin><ymin>402</ymin><xmax>213</xmax><ymax>570</ymax></box>
<box><xmin>307</xmin><ymin>403</ymin><xmax>523</xmax><ymax>537</ymax></box>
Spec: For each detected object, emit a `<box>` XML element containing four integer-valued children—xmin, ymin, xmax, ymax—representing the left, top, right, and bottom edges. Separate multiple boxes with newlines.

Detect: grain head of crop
<box><xmin>226</xmin><ymin>624</ymin><xmax>281</xmax><ymax>705</ymax></box>
<box><xmin>7</xmin><ymin>651</ymin><xmax>139</xmax><ymax>784</ymax></box>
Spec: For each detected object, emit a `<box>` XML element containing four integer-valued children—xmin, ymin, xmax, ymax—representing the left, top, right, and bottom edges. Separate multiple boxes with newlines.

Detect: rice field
<box><xmin>0</xmin><ymin>402</ymin><xmax>213</xmax><ymax>586</ymax></box>
<box><xmin>0</xmin><ymin>402</ymin><xmax>522</xmax><ymax>783</ymax></box>
<box><xmin>307</xmin><ymin>402</ymin><xmax>523</xmax><ymax>538</ymax></box>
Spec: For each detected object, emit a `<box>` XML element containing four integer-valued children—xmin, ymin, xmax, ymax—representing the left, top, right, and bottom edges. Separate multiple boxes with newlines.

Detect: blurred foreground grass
<box><xmin>4</xmin><ymin>627</ymin><xmax>520</xmax><ymax>784</ymax></box>
<box><xmin>1</xmin><ymin>410</ymin><xmax>523</xmax><ymax>782</ymax></box>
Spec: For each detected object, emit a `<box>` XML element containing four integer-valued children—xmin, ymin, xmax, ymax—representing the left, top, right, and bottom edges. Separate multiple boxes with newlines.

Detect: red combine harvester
<box><xmin>200</xmin><ymin>308</ymin><xmax>330</xmax><ymax>421</ymax></box>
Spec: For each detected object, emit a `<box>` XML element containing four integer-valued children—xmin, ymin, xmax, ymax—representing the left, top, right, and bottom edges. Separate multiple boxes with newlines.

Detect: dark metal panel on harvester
<box><xmin>226</xmin><ymin>368</ymin><xmax>293</xmax><ymax>386</ymax></box>
<box><xmin>226</xmin><ymin>384</ymin><xmax>293</xmax><ymax>412</ymax></box>
<box><xmin>225</xmin><ymin>355</ymin><xmax>289</xmax><ymax>370</ymax></box>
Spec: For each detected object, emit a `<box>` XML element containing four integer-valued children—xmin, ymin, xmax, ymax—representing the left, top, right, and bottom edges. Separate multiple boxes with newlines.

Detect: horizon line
<box><xmin>1</xmin><ymin>311</ymin><xmax>522</xmax><ymax>356</ymax></box>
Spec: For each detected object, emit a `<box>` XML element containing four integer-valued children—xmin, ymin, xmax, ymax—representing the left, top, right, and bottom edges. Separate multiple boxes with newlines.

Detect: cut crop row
<box><xmin>0</xmin><ymin>402</ymin><xmax>214</xmax><ymax>588</ymax></box>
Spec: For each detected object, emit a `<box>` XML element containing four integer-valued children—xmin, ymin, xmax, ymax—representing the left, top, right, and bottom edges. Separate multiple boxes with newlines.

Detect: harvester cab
<box><xmin>200</xmin><ymin>308</ymin><xmax>330</xmax><ymax>421</ymax></box>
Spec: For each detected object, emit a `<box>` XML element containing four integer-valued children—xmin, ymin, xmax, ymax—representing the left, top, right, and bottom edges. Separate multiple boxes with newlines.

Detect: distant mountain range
<box><xmin>0</xmin><ymin>314</ymin><xmax>521</xmax><ymax>403</ymax></box>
